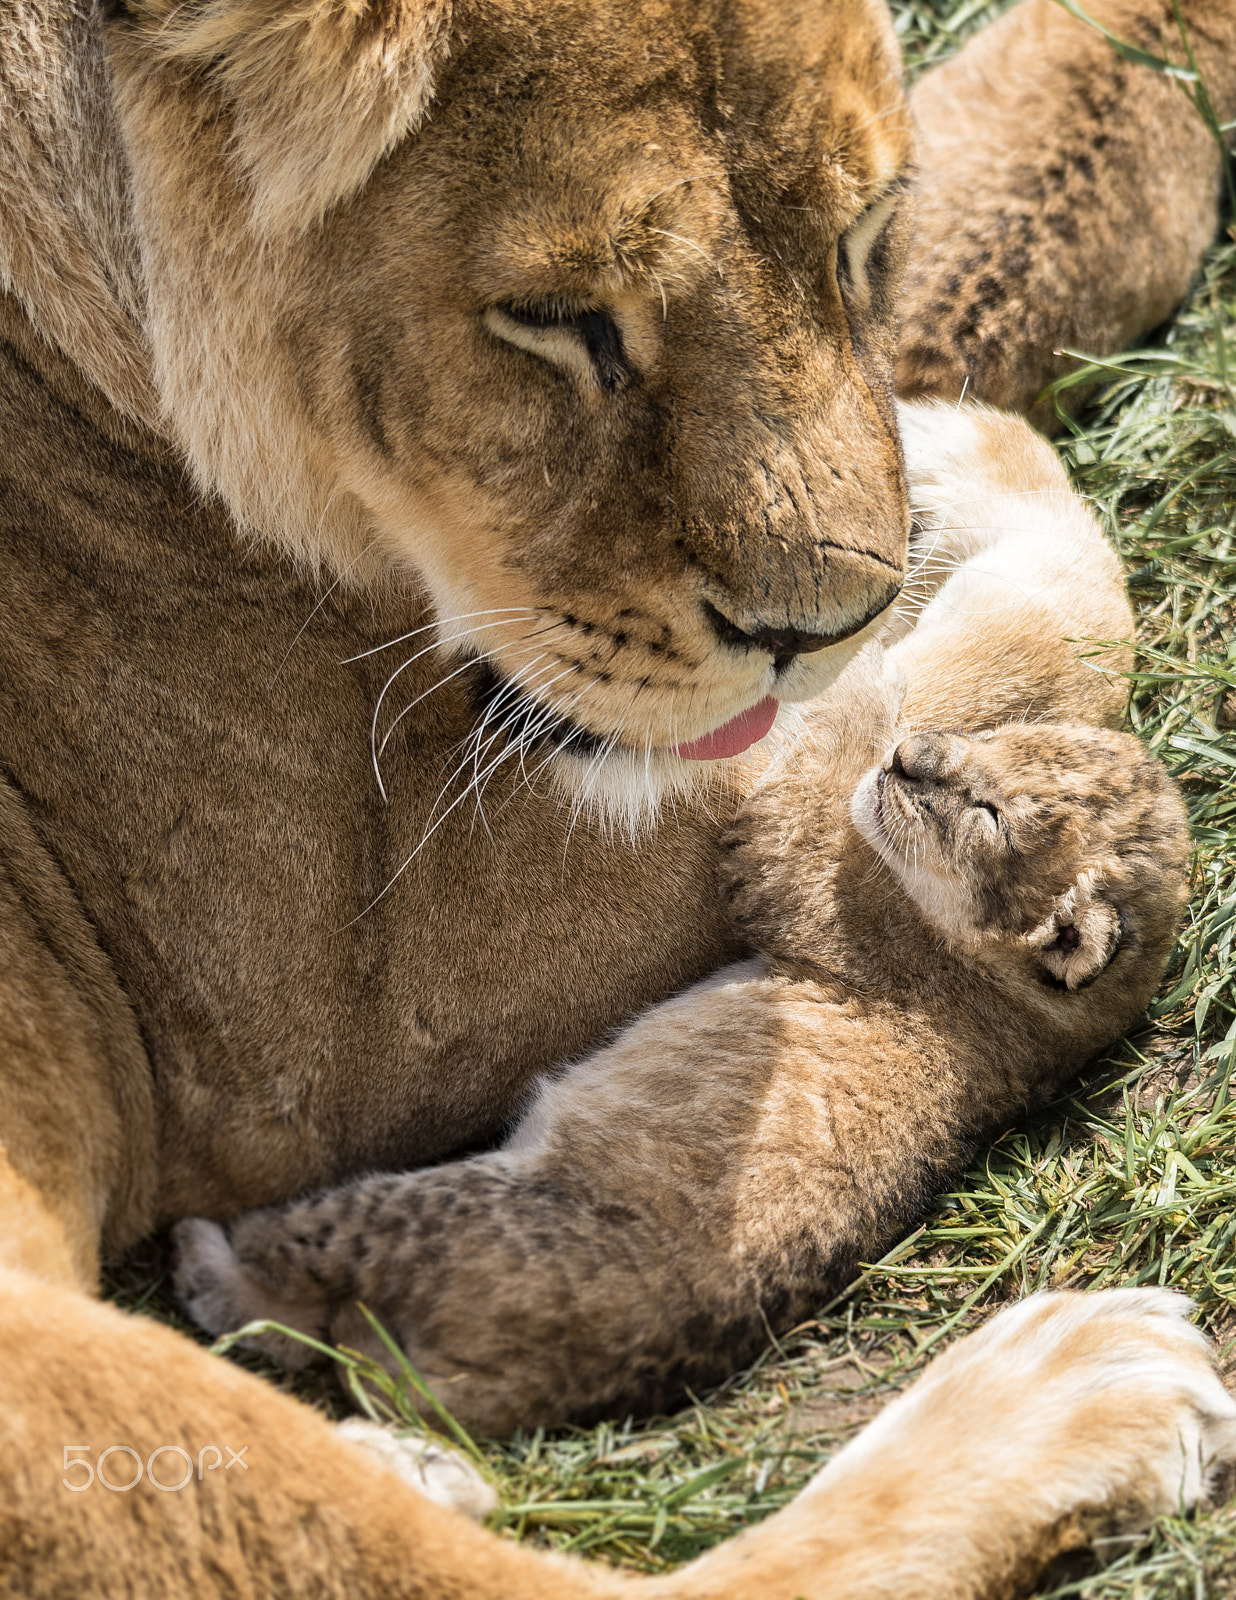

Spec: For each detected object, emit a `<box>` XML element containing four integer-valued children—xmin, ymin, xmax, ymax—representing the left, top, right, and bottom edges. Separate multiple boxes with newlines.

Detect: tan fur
<box><xmin>897</xmin><ymin>0</ymin><xmax>1236</xmax><ymax>430</ymax></box>
<box><xmin>4</xmin><ymin>1265</ymin><xmax>1233</xmax><ymax>1599</ymax></box>
<box><xmin>2</xmin><ymin>0</ymin><xmax>1234</xmax><ymax>1591</ymax></box>
<box><xmin>883</xmin><ymin>400</ymin><xmax>1136</xmax><ymax>728</ymax></box>
<box><xmin>100</xmin><ymin>0</ymin><xmax>915</xmax><ymax>770</ymax></box>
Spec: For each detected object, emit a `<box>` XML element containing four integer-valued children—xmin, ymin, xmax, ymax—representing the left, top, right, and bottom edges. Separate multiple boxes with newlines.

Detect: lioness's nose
<box><xmin>705</xmin><ymin>588</ymin><xmax>899</xmax><ymax>665</ymax></box>
<box><xmin>890</xmin><ymin>732</ymin><xmax>965</xmax><ymax>782</ymax></box>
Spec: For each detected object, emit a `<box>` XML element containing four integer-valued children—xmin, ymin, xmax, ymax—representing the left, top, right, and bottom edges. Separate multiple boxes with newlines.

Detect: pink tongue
<box><xmin>672</xmin><ymin>696</ymin><xmax>779</xmax><ymax>761</ymax></box>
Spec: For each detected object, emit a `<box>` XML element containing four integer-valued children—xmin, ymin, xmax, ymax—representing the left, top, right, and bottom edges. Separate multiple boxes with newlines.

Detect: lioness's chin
<box><xmin>544</xmin><ymin>741</ymin><xmax>729</xmax><ymax>839</ymax></box>
<box><xmin>455</xmin><ymin>621</ymin><xmax>876</xmax><ymax>837</ymax></box>
<box><xmin>542</xmin><ymin>704</ymin><xmax>818</xmax><ymax>838</ymax></box>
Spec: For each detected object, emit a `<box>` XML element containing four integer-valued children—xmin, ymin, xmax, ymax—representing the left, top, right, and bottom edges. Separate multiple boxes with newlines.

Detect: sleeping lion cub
<box><xmin>175</xmin><ymin>648</ymin><xmax>1189</xmax><ymax>1436</ymax></box>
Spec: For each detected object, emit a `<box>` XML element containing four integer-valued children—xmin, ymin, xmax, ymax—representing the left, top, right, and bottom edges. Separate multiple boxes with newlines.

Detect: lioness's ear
<box><xmin>1026</xmin><ymin>868</ymin><xmax>1122</xmax><ymax>991</ymax></box>
<box><xmin>124</xmin><ymin>0</ymin><xmax>454</xmax><ymax>233</ymax></box>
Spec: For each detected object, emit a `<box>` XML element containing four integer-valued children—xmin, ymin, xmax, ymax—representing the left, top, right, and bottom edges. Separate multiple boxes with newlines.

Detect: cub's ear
<box><xmin>1025</xmin><ymin>868</ymin><xmax>1122</xmax><ymax>991</ymax></box>
<box><xmin>120</xmin><ymin>0</ymin><xmax>454</xmax><ymax>233</ymax></box>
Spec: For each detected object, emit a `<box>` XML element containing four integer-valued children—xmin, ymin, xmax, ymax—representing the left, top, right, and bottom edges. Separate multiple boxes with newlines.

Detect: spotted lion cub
<box><xmin>175</xmin><ymin>648</ymin><xmax>1188</xmax><ymax>1437</ymax></box>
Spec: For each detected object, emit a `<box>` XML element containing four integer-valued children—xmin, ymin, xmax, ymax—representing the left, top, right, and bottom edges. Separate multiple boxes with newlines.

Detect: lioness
<box><xmin>4</xmin><ymin>0</ymin><xmax>1236</xmax><ymax>1593</ymax></box>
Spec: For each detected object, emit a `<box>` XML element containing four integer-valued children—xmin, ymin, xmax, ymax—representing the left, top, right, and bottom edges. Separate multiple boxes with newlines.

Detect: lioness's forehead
<box><xmin>449</xmin><ymin>0</ymin><xmax>910</xmax><ymax>214</ymax></box>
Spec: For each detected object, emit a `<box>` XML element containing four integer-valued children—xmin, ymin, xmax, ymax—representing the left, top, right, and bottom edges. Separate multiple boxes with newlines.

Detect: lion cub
<box><xmin>174</xmin><ymin>650</ymin><xmax>1188</xmax><ymax>1435</ymax></box>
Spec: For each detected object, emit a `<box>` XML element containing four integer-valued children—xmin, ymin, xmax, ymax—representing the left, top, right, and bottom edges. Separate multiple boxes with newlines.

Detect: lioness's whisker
<box><xmin>271</xmin><ymin>535</ymin><xmax>378</xmax><ymax>686</ymax></box>
<box><xmin>465</xmin><ymin>654</ymin><xmax>555</xmax><ymax>798</ymax></box>
<box><xmin>440</xmin><ymin>657</ymin><xmax>580</xmax><ymax>837</ymax></box>
<box><xmin>369</xmin><ymin>618</ymin><xmax>544</xmax><ymax>797</ymax></box>
<box><xmin>393</xmin><ymin>652</ymin><xmax>557</xmax><ymax>838</ymax></box>
<box><xmin>507</xmin><ymin>683</ymin><xmax>608</xmax><ymax>814</ymax></box>
<box><xmin>645</xmin><ymin>226</ymin><xmax>723</xmax><ymax>279</ymax></box>
<box><xmin>395</xmin><ymin>673</ymin><xmax>580</xmax><ymax>890</ymax></box>
<box><xmin>378</xmin><ymin>642</ymin><xmax>549</xmax><ymax>766</ymax></box>
<box><xmin>342</xmin><ymin>607</ymin><xmax>537</xmax><ymax>665</ymax></box>
<box><xmin>637</xmin><ymin>171</ymin><xmax>724</xmax><ymax>208</ymax></box>
<box><xmin>561</xmin><ymin>729</ymin><xmax>621</xmax><ymax>851</ymax></box>
<box><xmin>474</xmin><ymin>660</ymin><xmax>613</xmax><ymax>831</ymax></box>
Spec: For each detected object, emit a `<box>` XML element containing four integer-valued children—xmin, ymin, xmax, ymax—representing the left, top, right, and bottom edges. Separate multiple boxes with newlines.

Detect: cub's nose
<box><xmin>889</xmin><ymin>732</ymin><xmax>967</xmax><ymax>783</ymax></box>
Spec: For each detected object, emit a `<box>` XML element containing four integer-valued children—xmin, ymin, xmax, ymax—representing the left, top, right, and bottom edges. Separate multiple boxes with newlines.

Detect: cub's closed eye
<box><xmin>485</xmin><ymin>301</ymin><xmax>627</xmax><ymax>393</ymax></box>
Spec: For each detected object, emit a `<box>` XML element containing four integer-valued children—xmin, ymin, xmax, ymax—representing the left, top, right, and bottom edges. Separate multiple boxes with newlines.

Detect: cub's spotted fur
<box><xmin>175</xmin><ymin>657</ymin><xmax>1188</xmax><ymax>1435</ymax></box>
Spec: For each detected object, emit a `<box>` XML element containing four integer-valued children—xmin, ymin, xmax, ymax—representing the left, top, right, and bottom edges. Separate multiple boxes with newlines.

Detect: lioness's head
<box><xmin>851</xmin><ymin>724</ymin><xmax>1189</xmax><ymax>1018</ymax></box>
<box><xmin>105</xmin><ymin>0</ymin><xmax>912</xmax><ymax>815</ymax></box>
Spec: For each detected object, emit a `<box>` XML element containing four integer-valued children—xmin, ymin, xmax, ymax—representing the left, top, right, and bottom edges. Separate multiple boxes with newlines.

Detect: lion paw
<box><xmin>335</xmin><ymin>1418</ymin><xmax>497</xmax><ymax>1520</ymax></box>
<box><xmin>171</xmin><ymin>1217</ymin><xmax>328</xmax><ymax>1369</ymax></box>
<box><xmin>875</xmin><ymin>1289</ymin><xmax>1236</xmax><ymax>1547</ymax></box>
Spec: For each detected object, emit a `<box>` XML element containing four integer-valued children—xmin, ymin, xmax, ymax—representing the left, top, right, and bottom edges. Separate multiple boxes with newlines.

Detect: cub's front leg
<box><xmin>887</xmin><ymin>399</ymin><xmax>1134</xmax><ymax>733</ymax></box>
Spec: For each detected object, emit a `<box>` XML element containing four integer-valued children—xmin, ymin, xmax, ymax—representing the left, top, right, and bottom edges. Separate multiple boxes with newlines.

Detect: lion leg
<box><xmin>0</xmin><ymin>1267</ymin><xmax>616</xmax><ymax>1600</ymax></box>
<box><xmin>9</xmin><ymin>1265</ymin><xmax>1233</xmax><ymax>1598</ymax></box>
<box><xmin>172</xmin><ymin>960</ymin><xmax>836</xmax><ymax>1436</ymax></box>
<box><xmin>173</xmin><ymin>1184</ymin><xmax>1236</xmax><ymax>1595</ymax></box>
<box><xmin>654</xmin><ymin>1289</ymin><xmax>1236</xmax><ymax>1600</ymax></box>
<box><xmin>0</xmin><ymin>798</ymin><xmax>524</xmax><ymax>1590</ymax></box>
<box><xmin>898</xmin><ymin>0</ymin><xmax>1236</xmax><ymax>430</ymax></box>
<box><xmin>888</xmin><ymin>399</ymin><xmax>1134</xmax><ymax>730</ymax></box>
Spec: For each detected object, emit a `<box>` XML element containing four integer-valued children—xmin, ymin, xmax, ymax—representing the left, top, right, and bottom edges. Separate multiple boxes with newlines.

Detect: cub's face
<box><xmin>108</xmin><ymin>0</ymin><xmax>913</xmax><ymax>810</ymax></box>
<box><xmin>851</xmin><ymin>724</ymin><xmax>1190</xmax><ymax>995</ymax></box>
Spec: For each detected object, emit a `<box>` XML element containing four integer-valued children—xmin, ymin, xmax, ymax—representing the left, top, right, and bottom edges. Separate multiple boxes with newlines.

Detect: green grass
<box><xmin>104</xmin><ymin>5</ymin><xmax>1236</xmax><ymax>1593</ymax></box>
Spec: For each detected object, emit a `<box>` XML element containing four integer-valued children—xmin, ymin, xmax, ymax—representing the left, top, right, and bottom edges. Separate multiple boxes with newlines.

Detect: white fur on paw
<box><xmin>336</xmin><ymin>1418</ymin><xmax>497</xmax><ymax>1520</ymax></box>
<box><xmin>895</xmin><ymin>395</ymin><xmax>1070</xmax><ymax>558</ymax></box>
<box><xmin>171</xmin><ymin>1216</ymin><xmax>326</xmax><ymax>1368</ymax></box>
<box><xmin>896</xmin><ymin>394</ymin><xmax>985</xmax><ymax>483</ymax></box>
<box><xmin>842</xmin><ymin>1288</ymin><xmax>1236</xmax><ymax>1532</ymax></box>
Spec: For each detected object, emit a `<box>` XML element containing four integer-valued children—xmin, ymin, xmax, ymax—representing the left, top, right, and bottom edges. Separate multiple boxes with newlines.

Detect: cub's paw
<box><xmin>895</xmin><ymin>396</ymin><xmax>1075</xmax><ymax>588</ymax></box>
<box><xmin>336</xmin><ymin>1418</ymin><xmax>497</xmax><ymax>1520</ymax></box>
<box><xmin>863</xmin><ymin>1289</ymin><xmax>1236</xmax><ymax>1559</ymax></box>
<box><xmin>171</xmin><ymin>1216</ymin><xmax>328</xmax><ymax>1370</ymax></box>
